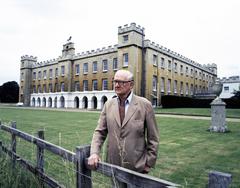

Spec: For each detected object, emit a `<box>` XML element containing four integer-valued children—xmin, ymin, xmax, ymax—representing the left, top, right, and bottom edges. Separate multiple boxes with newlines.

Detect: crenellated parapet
<box><xmin>21</xmin><ymin>55</ymin><xmax>37</xmax><ymax>62</ymax></box>
<box><xmin>118</xmin><ymin>22</ymin><xmax>145</xmax><ymax>35</ymax></box>
<box><xmin>32</xmin><ymin>58</ymin><xmax>59</xmax><ymax>68</ymax></box>
<box><xmin>144</xmin><ymin>39</ymin><xmax>217</xmax><ymax>74</ymax></box>
<box><xmin>73</xmin><ymin>44</ymin><xmax>118</xmax><ymax>59</ymax></box>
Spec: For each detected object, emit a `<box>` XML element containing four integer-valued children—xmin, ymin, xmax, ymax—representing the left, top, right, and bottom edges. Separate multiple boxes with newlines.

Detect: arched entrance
<box><xmin>101</xmin><ymin>96</ymin><xmax>108</xmax><ymax>108</ymax></box>
<box><xmin>82</xmin><ymin>96</ymin><xmax>88</xmax><ymax>109</ymax></box>
<box><xmin>91</xmin><ymin>96</ymin><xmax>97</xmax><ymax>109</ymax></box>
<box><xmin>48</xmin><ymin>97</ymin><xmax>52</xmax><ymax>108</ymax></box>
<box><xmin>74</xmin><ymin>96</ymin><xmax>79</xmax><ymax>108</ymax></box>
<box><xmin>60</xmin><ymin>96</ymin><xmax>65</xmax><ymax>108</ymax></box>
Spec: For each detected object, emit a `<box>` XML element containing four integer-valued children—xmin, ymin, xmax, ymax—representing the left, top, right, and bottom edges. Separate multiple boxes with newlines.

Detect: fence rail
<box><xmin>0</xmin><ymin>121</ymin><xmax>180</xmax><ymax>188</ymax></box>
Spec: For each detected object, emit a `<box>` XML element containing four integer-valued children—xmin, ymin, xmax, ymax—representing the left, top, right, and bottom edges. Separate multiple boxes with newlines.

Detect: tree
<box><xmin>0</xmin><ymin>81</ymin><xmax>19</xmax><ymax>103</ymax></box>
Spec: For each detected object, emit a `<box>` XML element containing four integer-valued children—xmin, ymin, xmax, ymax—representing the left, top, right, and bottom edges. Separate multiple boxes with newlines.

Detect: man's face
<box><xmin>113</xmin><ymin>71</ymin><xmax>133</xmax><ymax>97</ymax></box>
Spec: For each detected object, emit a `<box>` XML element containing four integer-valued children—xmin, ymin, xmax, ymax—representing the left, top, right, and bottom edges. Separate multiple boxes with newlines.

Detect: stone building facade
<box><xmin>19</xmin><ymin>23</ymin><xmax>217</xmax><ymax>109</ymax></box>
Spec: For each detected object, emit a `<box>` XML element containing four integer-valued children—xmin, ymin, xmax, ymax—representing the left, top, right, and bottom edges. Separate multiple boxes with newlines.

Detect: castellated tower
<box><xmin>117</xmin><ymin>22</ymin><xmax>145</xmax><ymax>97</ymax></box>
<box><xmin>19</xmin><ymin>55</ymin><xmax>37</xmax><ymax>106</ymax></box>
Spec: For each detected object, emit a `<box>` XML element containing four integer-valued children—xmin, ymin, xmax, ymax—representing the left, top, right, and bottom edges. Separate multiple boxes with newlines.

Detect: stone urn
<box><xmin>212</xmin><ymin>82</ymin><xmax>223</xmax><ymax>97</ymax></box>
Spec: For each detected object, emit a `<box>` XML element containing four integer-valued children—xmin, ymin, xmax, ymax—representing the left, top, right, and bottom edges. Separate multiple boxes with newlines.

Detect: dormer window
<box><xmin>123</xmin><ymin>35</ymin><xmax>128</xmax><ymax>42</ymax></box>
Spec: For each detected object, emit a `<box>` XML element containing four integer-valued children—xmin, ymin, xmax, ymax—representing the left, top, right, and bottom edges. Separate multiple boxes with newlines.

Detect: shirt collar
<box><xmin>117</xmin><ymin>91</ymin><xmax>133</xmax><ymax>104</ymax></box>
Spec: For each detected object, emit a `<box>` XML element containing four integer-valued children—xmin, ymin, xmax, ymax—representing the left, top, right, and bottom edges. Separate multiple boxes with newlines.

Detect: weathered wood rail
<box><xmin>0</xmin><ymin>121</ymin><xmax>180</xmax><ymax>188</ymax></box>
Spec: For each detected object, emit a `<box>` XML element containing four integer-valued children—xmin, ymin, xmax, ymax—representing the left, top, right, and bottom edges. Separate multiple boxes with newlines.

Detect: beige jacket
<box><xmin>90</xmin><ymin>94</ymin><xmax>159</xmax><ymax>172</ymax></box>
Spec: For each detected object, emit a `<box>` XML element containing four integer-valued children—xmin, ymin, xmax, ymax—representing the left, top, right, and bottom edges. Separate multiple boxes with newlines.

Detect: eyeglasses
<box><xmin>113</xmin><ymin>80</ymin><xmax>133</xmax><ymax>86</ymax></box>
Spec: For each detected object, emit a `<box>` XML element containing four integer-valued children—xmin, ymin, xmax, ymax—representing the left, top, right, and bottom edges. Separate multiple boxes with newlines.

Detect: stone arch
<box><xmin>101</xmin><ymin>96</ymin><xmax>108</xmax><ymax>109</ymax></box>
<box><xmin>48</xmin><ymin>97</ymin><xmax>52</xmax><ymax>108</ymax></box>
<box><xmin>54</xmin><ymin>97</ymin><xmax>57</xmax><ymax>108</ymax></box>
<box><xmin>42</xmin><ymin>97</ymin><xmax>46</xmax><ymax>107</ymax></box>
<box><xmin>74</xmin><ymin>96</ymin><xmax>80</xmax><ymax>108</ymax></box>
<box><xmin>37</xmin><ymin>97</ymin><xmax>41</xmax><ymax>107</ymax></box>
<box><xmin>91</xmin><ymin>96</ymin><xmax>97</xmax><ymax>109</ymax></box>
<box><xmin>82</xmin><ymin>96</ymin><xmax>88</xmax><ymax>109</ymax></box>
<box><xmin>60</xmin><ymin>96</ymin><xmax>65</xmax><ymax>108</ymax></box>
<box><xmin>32</xmin><ymin>98</ymin><xmax>36</xmax><ymax>107</ymax></box>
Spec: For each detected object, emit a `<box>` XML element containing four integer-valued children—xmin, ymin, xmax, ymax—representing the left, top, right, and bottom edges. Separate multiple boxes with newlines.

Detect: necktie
<box><xmin>119</xmin><ymin>100</ymin><xmax>125</xmax><ymax>125</ymax></box>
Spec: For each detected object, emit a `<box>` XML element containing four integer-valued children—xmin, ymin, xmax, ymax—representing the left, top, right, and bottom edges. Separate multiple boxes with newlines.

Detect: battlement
<box><xmin>144</xmin><ymin>39</ymin><xmax>216</xmax><ymax>74</ymax></box>
<box><xmin>118</xmin><ymin>22</ymin><xmax>145</xmax><ymax>35</ymax></box>
<box><xmin>73</xmin><ymin>44</ymin><xmax>118</xmax><ymax>59</ymax></box>
<box><xmin>21</xmin><ymin>55</ymin><xmax>37</xmax><ymax>62</ymax></box>
<box><xmin>32</xmin><ymin>58</ymin><xmax>58</xmax><ymax>68</ymax></box>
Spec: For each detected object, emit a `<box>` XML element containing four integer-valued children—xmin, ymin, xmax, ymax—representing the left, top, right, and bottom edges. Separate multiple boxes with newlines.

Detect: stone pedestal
<box><xmin>209</xmin><ymin>97</ymin><xmax>228</xmax><ymax>132</ymax></box>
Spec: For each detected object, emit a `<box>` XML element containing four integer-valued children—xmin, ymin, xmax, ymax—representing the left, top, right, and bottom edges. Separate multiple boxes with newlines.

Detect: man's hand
<box><xmin>142</xmin><ymin>165</ymin><xmax>150</xmax><ymax>174</ymax></box>
<box><xmin>88</xmin><ymin>154</ymin><xmax>101</xmax><ymax>170</ymax></box>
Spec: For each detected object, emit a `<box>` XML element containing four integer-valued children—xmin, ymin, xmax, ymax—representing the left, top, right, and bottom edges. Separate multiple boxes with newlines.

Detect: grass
<box><xmin>0</xmin><ymin>106</ymin><xmax>240</xmax><ymax>187</ymax></box>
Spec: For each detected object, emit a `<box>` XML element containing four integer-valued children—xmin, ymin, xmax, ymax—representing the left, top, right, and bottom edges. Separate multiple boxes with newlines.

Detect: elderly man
<box><xmin>88</xmin><ymin>69</ymin><xmax>159</xmax><ymax>174</ymax></box>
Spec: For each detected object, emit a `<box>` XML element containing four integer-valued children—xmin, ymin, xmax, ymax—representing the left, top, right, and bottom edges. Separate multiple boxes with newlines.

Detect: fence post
<box><xmin>208</xmin><ymin>171</ymin><xmax>232</xmax><ymax>188</ymax></box>
<box><xmin>76</xmin><ymin>145</ymin><xmax>92</xmax><ymax>188</ymax></box>
<box><xmin>37</xmin><ymin>130</ymin><xmax>45</xmax><ymax>187</ymax></box>
<box><xmin>11</xmin><ymin>121</ymin><xmax>17</xmax><ymax>167</ymax></box>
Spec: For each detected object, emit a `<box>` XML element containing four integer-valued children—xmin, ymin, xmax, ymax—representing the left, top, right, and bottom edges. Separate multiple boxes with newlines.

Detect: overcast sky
<box><xmin>1</xmin><ymin>0</ymin><xmax>240</xmax><ymax>85</ymax></box>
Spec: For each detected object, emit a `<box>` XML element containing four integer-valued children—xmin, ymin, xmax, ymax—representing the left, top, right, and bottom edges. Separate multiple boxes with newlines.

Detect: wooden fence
<box><xmin>0</xmin><ymin>121</ymin><xmax>179</xmax><ymax>188</ymax></box>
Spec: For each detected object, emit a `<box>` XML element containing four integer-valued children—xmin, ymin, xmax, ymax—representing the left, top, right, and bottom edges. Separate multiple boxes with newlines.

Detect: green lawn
<box><xmin>0</xmin><ymin>107</ymin><xmax>240</xmax><ymax>187</ymax></box>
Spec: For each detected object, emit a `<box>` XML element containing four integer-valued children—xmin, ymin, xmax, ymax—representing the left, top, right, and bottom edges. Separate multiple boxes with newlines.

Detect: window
<box><xmin>21</xmin><ymin>72</ymin><xmax>24</xmax><ymax>81</ymax></box>
<box><xmin>55</xmin><ymin>83</ymin><xmax>58</xmax><ymax>92</ymax></box>
<box><xmin>75</xmin><ymin>64</ymin><xmax>80</xmax><ymax>75</ymax></box>
<box><xmin>152</xmin><ymin>76</ymin><xmax>157</xmax><ymax>91</ymax></box>
<box><xmin>186</xmin><ymin>83</ymin><xmax>189</xmax><ymax>95</ymax></box>
<box><xmin>224</xmin><ymin>86</ymin><xmax>229</xmax><ymax>92</ymax></box>
<box><xmin>161</xmin><ymin>77</ymin><xmax>165</xmax><ymax>92</ymax></box>
<box><xmin>43</xmin><ymin>84</ymin><xmax>46</xmax><ymax>93</ymax></box>
<box><xmin>190</xmin><ymin>69</ymin><xmax>193</xmax><ymax>77</ymax></box>
<box><xmin>75</xmin><ymin>81</ymin><xmax>80</xmax><ymax>91</ymax></box>
<box><xmin>190</xmin><ymin>84</ymin><xmax>194</xmax><ymax>95</ymax></box>
<box><xmin>92</xmin><ymin>61</ymin><xmax>98</xmax><ymax>73</ymax></box>
<box><xmin>61</xmin><ymin>66</ymin><xmax>65</xmax><ymax>76</ymax></box>
<box><xmin>33</xmin><ymin>85</ymin><xmax>36</xmax><ymax>93</ymax></box>
<box><xmin>55</xmin><ymin>68</ymin><xmax>58</xmax><ymax>77</ymax></box>
<box><xmin>102</xmin><ymin>79</ymin><xmax>108</xmax><ymax>90</ymax></box>
<box><xmin>61</xmin><ymin>82</ymin><xmax>65</xmax><ymax>92</ymax></box>
<box><xmin>49</xmin><ymin>69</ymin><xmax>53</xmax><ymax>79</ymax></box>
<box><xmin>180</xmin><ymin>82</ymin><xmax>183</xmax><ymax>94</ymax></box>
<box><xmin>49</xmin><ymin>84</ymin><xmax>53</xmax><ymax>92</ymax></box>
<box><xmin>168</xmin><ymin>60</ymin><xmax>171</xmax><ymax>70</ymax></box>
<box><xmin>38</xmin><ymin>71</ymin><xmax>41</xmax><ymax>80</ymax></box>
<box><xmin>160</xmin><ymin>57</ymin><xmax>165</xmax><ymax>68</ymax></box>
<box><xmin>113</xmin><ymin>58</ymin><xmax>118</xmax><ymax>70</ymax></box>
<box><xmin>92</xmin><ymin>80</ymin><xmax>98</xmax><ymax>91</ymax></box>
<box><xmin>33</xmin><ymin>72</ymin><xmax>36</xmax><ymax>80</ymax></box>
<box><xmin>123</xmin><ymin>53</ymin><xmax>128</xmax><ymax>67</ymax></box>
<box><xmin>83</xmin><ymin>80</ymin><xmax>88</xmax><ymax>91</ymax></box>
<box><xmin>180</xmin><ymin>65</ymin><xmax>183</xmax><ymax>74</ymax></box>
<box><xmin>167</xmin><ymin>79</ymin><xmax>171</xmax><ymax>93</ymax></box>
<box><xmin>186</xmin><ymin>67</ymin><xmax>189</xmax><ymax>76</ymax></box>
<box><xmin>43</xmin><ymin>70</ymin><xmax>47</xmax><ymax>79</ymax></box>
<box><xmin>83</xmin><ymin>63</ymin><xmax>88</xmax><ymax>74</ymax></box>
<box><xmin>153</xmin><ymin>55</ymin><xmax>157</xmax><ymax>66</ymax></box>
<box><xmin>123</xmin><ymin>35</ymin><xmax>128</xmax><ymax>42</ymax></box>
<box><xmin>174</xmin><ymin>62</ymin><xmax>177</xmax><ymax>72</ymax></box>
<box><xmin>102</xmin><ymin>59</ymin><xmax>108</xmax><ymax>72</ymax></box>
<box><xmin>38</xmin><ymin>85</ymin><xmax>41</xmax><ymax>93</ymax></box>
<box><xmin>195</xmin><ymin>70</ymin><xmax>198</xmax><ymax>79</ymax></box>
<box><xmin>174</xmin><ymin>80</ymin><xmax>177</xmax><ymax>94</ymax></box>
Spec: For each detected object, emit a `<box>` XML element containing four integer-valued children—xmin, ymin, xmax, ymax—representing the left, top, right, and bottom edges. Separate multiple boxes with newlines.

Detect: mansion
<box><xmin>19</xmin><ymin>23</ymin><xmax>217</xmax><ymax>109</ymax></box>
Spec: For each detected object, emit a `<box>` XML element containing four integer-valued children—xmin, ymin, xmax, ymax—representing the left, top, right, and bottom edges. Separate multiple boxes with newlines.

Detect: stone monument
<box><xmin>209</xmin><ymin>83</ymin><xmax>229</xmax><ymax>132</ymax></box>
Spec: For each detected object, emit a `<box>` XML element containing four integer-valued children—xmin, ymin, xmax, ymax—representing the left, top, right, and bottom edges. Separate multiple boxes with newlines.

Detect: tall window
<box><xmin>61</xmin><ymin>82</ymin><xmax>65</xmax><ymax>92</ymax></box>
<box><xmin>83</xmin><ymin>63</ymin><xmax>88</xmax><ymax>74</ymax></box>
<box><xmin>152</xmin><ymin>76</ymin><xmax>157</xmax><ymax>91</ymax></box>
<box><xmin>186</xmin><ymin>83</ymin><xmax>189</xmax><ymax>95</ymax></box>
<box><xmin>167</xmin><ymin>79</ymin><xmax>171</xmax><ymax>93</ymax></box>
<box><xmin>102</xmin><ymin>79</ymin><xmax>108</xmax><ymax>90</ymax></box>
<box><xmin>43</xmin><ymin>70</ymin><xmax>47</xmax><ymax>79</ymax></box>
<box><xmin>49</xmin><ymin>69</ymin><xmax>53</xmax><ymax>79</ymax></box>
<box><xmin>49</xmin><ymin>83</ymin><xmax>53</xmax><ymax>92</ymax></box>
<box><xmin>21</xmin><ymin>72</ymin><xmax>24</xmax><ymax>81</ymax></box>
<box><xmin>83</xmin><ymin>80</ymin><xmax>88</xmax><ymax>91</ymax></box>
<box><xmin>92</xmin><ymin>80</ymin><xmax>98</xmax><ymax>91</ymax></box>
<box><xmin>92</xmin><ymin>61</ymin><xmax>98</xmax><ymax>73</ymax></box>
<box><xmin>38</xmin><ymin>85</ymin><xmax>41</xmax><ymax>93</ymax></box>
<box><xmin>186</xmin><ymin>67</ymin><xmax>189</xmax><ymax>76</ymax></box>
<box><xmin>55</xmin><ymin>83</ymin><xmax>58</xmax><ymax>92</ymax></box>
<box><xmin>113</xmin><ymin>58</ymin><xmax>118</xmax><ymax>70</ymax></box>
<box><xmin>160</xmin><ymin>57</ymin><xmax>165</xmax><ymax>68</ymax></box>
<box><xmin>161</xmin><ymin>77</ymin><xmax>165</xmax><ymax>92</ymax></box>
<box><xmin>190</xmin><ymin>84</ymin><xmax>194</xmax><ymax>95</ymax></box>
<box><xmin>174</xmin><ymin>80</ymin><xmax>177</xmax><ymax>94</ymax></box>
<box><xmin>123</xmin><ymin>35</ymin><xmax>128</xmax><ymax>42</ymax></box>
<box><xmin>33</xmin><ymin>72</ymin><xmax>36</xmax><ymax>80</ymax></box>
<box><xmin>38</xmin><ymin>71</ymin><xmax>41</xmax><ymax>80</ymax></box>
<box><xmin>55</xmin><ymin>68</ymin><xmax>58</xmax><ymax>77</ymax></box>
<box><xmin>33</xmin><ymin>85</ymin><xmax>36</xmax><ymax>93</ymax></box>
<box><xmin>174</xmin><ymin>62</ymin><xmax>177</xmax><ymax>72</ymax></box>
<box><xmin>168</xmin><ymin>60</ymin><xmax>172</xmax><ymax>70</ymax></box>
<box><xmin>61</xmin><ymin>66</ymin><xmax>65</xmax><ymax>76</ymax></box>
<box><xmin>102</xmin><ymin>59</ymin><xmax>108</xmax><ymax>72</ymax></box>
<box><xmin>75</xmin><ymin>64</ymin><xmax>80</xmax><ymax>75</ymax></box>
<box><xmin>75</xmin><ymin>81</ymin><xmax>80</xmax><ymax>91</ymax></box>
<box><xmin>153</xmin><ymin>55</ymin><xmax>157</xmax><ymax>66</ymax></box>
<box><xmin>180</xmin><ymin>82</ymin><xmax>183</xmax><ymax>94</ymax></box>
<box><xmin>123</xmin><ymin>53</ymin><xmax>128</xmax><ymax>67</ymax></box>
<box><xmin>180</xmin><ymin>65</ymin><xmax>183</xmax><ymax>74</ymax></box>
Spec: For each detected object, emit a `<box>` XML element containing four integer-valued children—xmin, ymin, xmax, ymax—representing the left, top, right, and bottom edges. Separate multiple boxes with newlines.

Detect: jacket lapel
<box><xmin>122</xmin><ymin>95</ymin><xmax>137</xmax><ymax>127</ymax></box>
<box><xmin>113</xmin><ymin>99</ymin><xmax>121</xmax><ymax>127</ymax></box>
